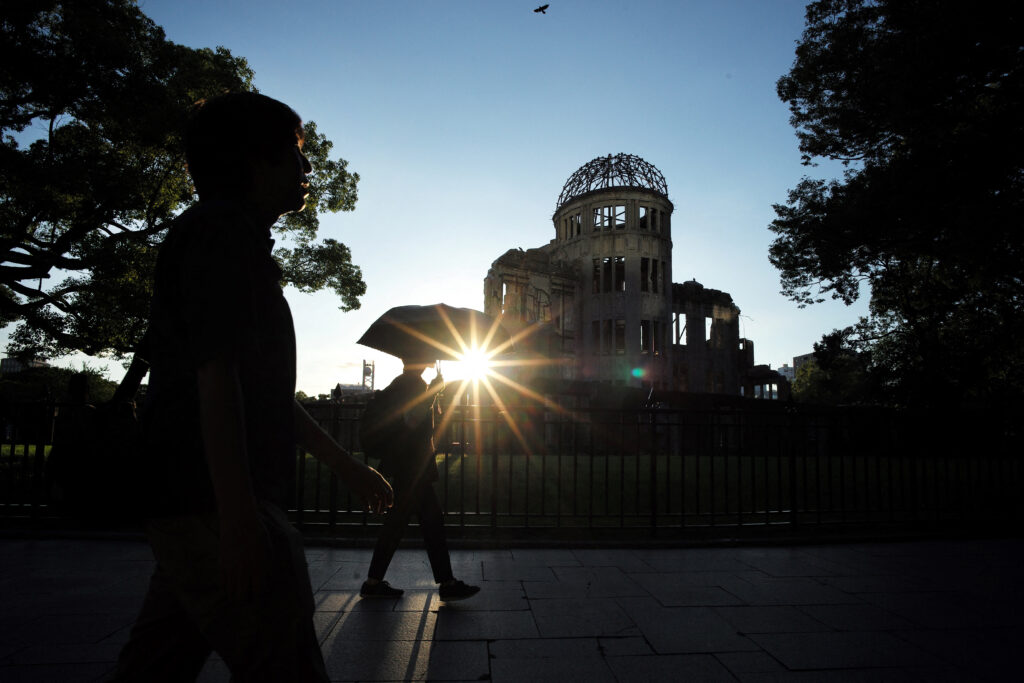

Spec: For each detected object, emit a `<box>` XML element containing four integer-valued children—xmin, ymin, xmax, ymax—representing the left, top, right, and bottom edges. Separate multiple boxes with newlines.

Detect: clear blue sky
<box><xmin>17</xmin><ymin>0</ymin><xmax>870</xmax><ymax>393</ymax></box>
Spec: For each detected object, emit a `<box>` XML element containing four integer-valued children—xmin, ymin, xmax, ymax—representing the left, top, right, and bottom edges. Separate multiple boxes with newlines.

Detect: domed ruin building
<box><xmin>483</xmin><ymin>154</ymin><xmax>786</xmax><ymax>398</ymax></box>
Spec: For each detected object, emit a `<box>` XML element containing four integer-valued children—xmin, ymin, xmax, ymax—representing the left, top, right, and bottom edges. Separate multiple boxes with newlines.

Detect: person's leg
<box><xmin>366</xmin><ymin>479</ymin><xmax>416</xmax><ymax>581</ymax></box>
<box><xmin>204</xmin><ymin>504</ymin><xmax>327</xmax><ymax>683</ymax></box>
<box><xmin>108</xmin><ymin>562</ymin><xmax>212</xmax><ymax>682</ymax></box>
<box><xmin>414</xmin><ymin>484</ymin><xmax>453</xmax><ymax>584</ymax></box>
<box><xmin>413</xmin><ymin>483</ymin><xmax>480</xmax><ymax>601</ymax></box>
<box><xmin>131</xmin><ymin>507</ymin><xmax>328</xmax><ymax>683</ymax></box>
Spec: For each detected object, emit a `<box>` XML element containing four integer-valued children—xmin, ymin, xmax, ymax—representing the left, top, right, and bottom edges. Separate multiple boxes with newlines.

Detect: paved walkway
<box><xmin>0</xmin><ymin>536</ymin><xmax>1020</xmax><ymax>682</ymax></box>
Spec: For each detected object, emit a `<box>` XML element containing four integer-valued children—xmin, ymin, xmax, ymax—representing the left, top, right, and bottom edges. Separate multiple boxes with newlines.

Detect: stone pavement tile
<box><xmin>318</xmin><ymin>562</ymin><xmax>375</xmax><ymax>590</ymax></box>
<box><xmin>436</xmin><ymin>580</ymin><xmax>528</xmax><ymax>611</ymax></box>
<box><xmin>482</xmin><ymin>560</ymin><xmax>557</xmax><ymax>581</ymax></box>
<box><xmin>734</xmin><ymin>554</ymin><xmax>841</xmax><ymax>578</ymax></box>
<box><xmin>511</xmin><ymin>548</ymin><xmax>581</xmax><ymax>566</ymax></box>
<box><xmin>0</xmin><ymin>588</ymin><xmax>143</xmax><ymax>621</ymax></box>
<box><xmin>306</xmin><ymin>547</ymin><xmax>371</xmax><ymax>565</ymax></box>
<box><xmin>736</xmin><ymin>668</ymin><xmax>955</xmax><ymax>682</ymax></box>
<box><xmin>523</xmin><ymin>567</ymin><xmax>646</xmax><ymax>599</ymax></box>
<box><xmin>449</xmin><ymin>559</ymin><xmax>485</xmax><ymax>582</ymax></box>
<box><xmin>531</xmin><ymin>597</ymin><xmax>640</xmax><ymax>638</ymax></box>
<box><xmin>896</xmin><ymin>628</ymin><xmax>1022</xmax><ymax>682</ymax></box>
<box><xmin>0</xmin><ymin>641</ymin><xmax>122</xmax><ymax>666</ymax></box>
<box><xmin>749</xmin><ymin>631</ymin><xmax>942</xmax><ymax>670</ymax></box>
<box><xmin>598</xmin><ymin>636</ymin><xmax>653</xmax><ymax>656</ymax></box>
<box><xmin>2</xmin><ymin>613</ymin><xmax>133</xmax><ymax>647</ymax></box>
<box><xmin>820</xmin><ymin>574</ymin><xmax>940</xmax><ymax>594</ymax></box>
<box><xmin>859</xmin><ymin>591</ymin><xmax>990</xmax><ymax>629</ymax></box>
<box><xmin>321</xmin><ymin>637</ymin><xmax>435</xmax><ymax>681</ymax></box>
<box><xmin>785</xmin><ymin>546</ymin><xmax>899</xmax><ymax>577</ymax></box>
<box><xmin>316</xmin><ymin>608</ymin><xmax>437</xmax><ymax>642</ymax></box>
<box><xmin>444</xmin><ymin>589</ymin><xmax>532</xmax><ymax>614</ymax></box>
<box><xmin>628</xmin><ymin>572</ymin><xmax>746</xmax><ymax>607</ymax></box>
<box><xmin>355</xmin><ymin>558</ymin><xmax>460</xmax><ymax>590</ymax></box>
<box><xmin>306</xmin><ymin>561</ymin><xmax>343</xmax><ymax>591</ymax></box>
<box><xmin>0</xmin><ymin>662</ymin><xmax>115</xmax><ymax>682</ymax></box>
<box><xmin>713</xmin><ymin>605</ymin><xmax>831</xmax><ymax>634</ymax></box>
<box><xmin>315</xmin><ymin>590</ymin><xmax>365</xmax><ymax>612</ymax></box>
<box><xmin>317</xmin><ymin>588</ymin><xmax>445</xmax><ymax>615</ymax></box>
<box><xmin>0</xmin><ymin>640</ymin><xmax>23</xmax><ymax>662</ymax></box>
<box><xmin>715</xmin><ymin>650</ymin><xmax>787</xmax><ymax>674</ymax></box>
<box><xmin>628</xmin><ymin>569</ymin><xmax>744</xmax><ymax>588</ymax></box>
<box><xmin>489</xmin><ymin>653</ymin><xmax>615</xmax><ymax>683</ymax></box>
<box><xmin>434</xmin><ymin>609</ymin><xmax>539</xmax><ymax>640</ymax></box>
<box><xmin>572</xmin><ymin>548</ymin><xmax>654</xmax><ymax>572</ymax></box>
<box><xmin>606</xmin><ymin>653</ymin><xmax>736</xmax><ymax>682</ymax></box>
<box><xmin>632</xmin><ymin>548</ymin><xmax>752</xmax><ymax>573</ymax></box>
<box><xmin>798</xmin><ymin>604</ymin><xmax>917</xmax><ymax>631</ymax></box>
<box><xmin>722</xmin><ymin>576</ymin><xmax>863</xmax><ymax>606</ymax></box>
<box><xmin>448</xmin><ymin>548</ymin><xmax>514</xmax><ymax>563</ymax></box>
<box><xmin>489</xmin><ymin>637</ymin><xmax>601</xmax><ymax>659</ymax></box>
<box><xmin>617</xmin><ymin>597</ymin><xmax>757</xmax><ymax>654</ymax></box>
<box><xmin>423</xmin><ymin>640</ymin><xmax>491</xmax><ymax>681</ymax></box>
<box><xmin>390</xmin><ymin>590</ymin><xmax>444</xmax><ymax>612</ymax></box>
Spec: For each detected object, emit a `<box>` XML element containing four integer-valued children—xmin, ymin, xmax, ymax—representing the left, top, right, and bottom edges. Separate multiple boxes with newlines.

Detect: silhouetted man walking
<box><xmin>359</xmin><ymin>359</ymin><xmax>479</xmax><ymax>602</ymax></box>
<box><xmin>111</xmin><ymin>92</ymin><xmax>392</xmax><ymax>683</ymax></box>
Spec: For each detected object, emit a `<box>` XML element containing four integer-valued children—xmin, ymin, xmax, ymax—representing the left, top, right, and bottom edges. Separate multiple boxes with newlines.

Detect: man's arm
<box><xmin>196</xmin><ymin>356</ymin><xmax>271</xmax><ymax>601</ymax></box>
<box><xmin>293</xmin><ymin>400</ymin><xmax>393</xmax><ymax>513</ymax></box>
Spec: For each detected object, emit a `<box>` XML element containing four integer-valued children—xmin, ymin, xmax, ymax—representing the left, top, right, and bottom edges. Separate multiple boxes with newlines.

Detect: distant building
<box><xmin>0</xmin><ymin>357</ymin><xmax>50</xmax><ymax>375</ymax></box>
<box><xmin>777</xmin><ymin>363</ymin><xmax>796</xmax><ymax>382</ymax></box>
<box><xmin>793</xmin><ymin>352</ymin><xmax>815</xmax><ymax>376</ymax></box>
<box><xmin>483</xmin><ymin>153</ymin><xmax>788</xmax><ymax>399</ymax></box>
<box><xmin>330</xmin><ymin>383</ymin><xmax>371</xmax><ymax>401</ymax></box>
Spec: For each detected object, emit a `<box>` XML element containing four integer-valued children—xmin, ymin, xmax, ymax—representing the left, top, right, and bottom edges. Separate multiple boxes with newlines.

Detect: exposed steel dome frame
<box><xmin>556</xmin><ymin>153</ymin><xmax>668</xmax><ymax>210</ymax></box>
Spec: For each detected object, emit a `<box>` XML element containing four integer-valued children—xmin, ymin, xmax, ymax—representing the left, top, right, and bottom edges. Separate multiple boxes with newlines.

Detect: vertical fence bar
<box><xmin>789</xmin><ymin>412</ymin><xmax>799</xmax><ymax>528</ymax></box>
<box><xmin>490</xmin><ymin>410</ymin><xmax>499</xmax><ymax>530</ymax></box>
<box><xmin>679</xmin><ymin>412</ymin><xmax>687</xmax><ymax>529</ymax></box>
<box><xmin>294</xmin><ymin>444</ymin><xmax>306</xmax><ymax>529</ymax></box>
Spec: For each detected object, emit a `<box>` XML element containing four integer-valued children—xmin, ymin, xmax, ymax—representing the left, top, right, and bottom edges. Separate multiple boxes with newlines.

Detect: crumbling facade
<box><xmin>484</xmin><ymin>154</ymin><xmax>787</xmax><ymax>397</ymax></box>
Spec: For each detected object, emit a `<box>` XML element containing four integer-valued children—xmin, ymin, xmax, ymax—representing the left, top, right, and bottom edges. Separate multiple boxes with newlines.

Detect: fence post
<box><xmin>789</xmin><ymin>410</ymin><xmax>799</xmax><ymax>529</ymax></box>
<box><xmin>648</xmin><ymin>409</ymin><xmax>658</xmax><ymax>534</ymax></box>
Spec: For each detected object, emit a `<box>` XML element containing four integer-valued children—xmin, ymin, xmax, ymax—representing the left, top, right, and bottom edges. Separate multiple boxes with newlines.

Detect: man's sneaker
<box><xmin>360</xmin><ymin>580</ymin><xmax>403</xmax><ymax>598</ymax></box>
<box><xmin>439</xmin><ymin>579</ymin><xmax>480</xmax><ymax>602</ymax></box>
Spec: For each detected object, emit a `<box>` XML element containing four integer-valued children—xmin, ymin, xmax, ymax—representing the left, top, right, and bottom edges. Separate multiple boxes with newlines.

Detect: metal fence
<box><xmin>3</xmin><ymin>399</ymin><xmax>1021</xmax><ymax>539</ymax></box>
<box><xmin>291</xmin><ymin>400</ymin><xmax>1023</xmax><ymax>539</ymax></box>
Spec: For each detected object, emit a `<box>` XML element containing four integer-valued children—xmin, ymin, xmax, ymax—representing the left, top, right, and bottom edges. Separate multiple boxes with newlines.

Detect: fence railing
<box><xmin>3</xmin><ymin>399</ymin><xmax>1021</xmax><ymax>539</ymax></box>
<box><xmin>291</xmin><ymin>400</ymin><xmax>1023</xmax><ymax>539</ymax></box>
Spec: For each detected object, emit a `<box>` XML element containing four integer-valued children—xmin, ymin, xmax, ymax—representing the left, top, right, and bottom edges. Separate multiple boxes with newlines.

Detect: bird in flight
<box><xmin>534</xmin><ymin>4</ymin><xmax>549</xmax><ymax>14</ymax></box>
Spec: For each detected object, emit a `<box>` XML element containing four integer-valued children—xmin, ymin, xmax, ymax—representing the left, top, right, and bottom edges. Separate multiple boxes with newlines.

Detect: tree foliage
<box><xmin>1</xmin><ymin>0</ymin><xmax>365</xmax><ymax>360</ymax></box>
<box><xmin>0</xmin><ymin>365</ymin><xmax>118</xmax><ymax>404</ymax></box>
<box><xmin>791</xmin><ymin>330</ymin><xmax>873</xmax><ymax>405</ymax></box>
<box><xmin>770</xmin><ymin>0</ymin><xmax>1024</xmax><ymax>407</ymax></box>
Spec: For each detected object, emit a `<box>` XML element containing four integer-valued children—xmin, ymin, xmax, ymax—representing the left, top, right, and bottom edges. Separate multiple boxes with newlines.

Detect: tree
<box><xmin>1</xmin><ymin>0</ymin><xmax>364</xmax><ymax>360</ymax></box>
<box><xmin>769</xmin><ymin>0</ymin><xmax>1024</xmax><ymax>407</ymax></box>
<box><xmin>0</xmin><ymin>365</ymin><xmax>118</xmax><ymax>404</ymax></box>
<box><xmin>791</xmin><ymin>330</ymin><xmax>873</xmax><ymax>405</ymax></box>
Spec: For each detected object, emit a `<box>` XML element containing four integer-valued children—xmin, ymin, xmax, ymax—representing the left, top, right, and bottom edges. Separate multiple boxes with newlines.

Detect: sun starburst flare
<box><xmin>421</xmin><ymin>315</ymin><xmax>574</xmax><ymax>457</ymax></box>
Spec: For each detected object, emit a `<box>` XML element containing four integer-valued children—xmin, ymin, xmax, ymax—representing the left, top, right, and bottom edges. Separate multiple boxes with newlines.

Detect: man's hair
<box><xmin>184</xmin><ymin>92</ymin><xmax>305</xmax><ymax>199</ymax></box>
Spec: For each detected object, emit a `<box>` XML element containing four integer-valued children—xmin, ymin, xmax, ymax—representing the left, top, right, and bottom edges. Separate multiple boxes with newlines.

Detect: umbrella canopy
<box><xmin>357</xmin><ymin>303</ymin><xmax>511</xmax><ymax>361</ymax></box>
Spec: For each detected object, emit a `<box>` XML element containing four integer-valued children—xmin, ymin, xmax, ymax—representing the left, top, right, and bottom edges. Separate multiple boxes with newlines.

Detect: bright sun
<box><xmin>457</xmin><ymin>347</ymin><xmax>492</xmax><ymax>381</ymax></box>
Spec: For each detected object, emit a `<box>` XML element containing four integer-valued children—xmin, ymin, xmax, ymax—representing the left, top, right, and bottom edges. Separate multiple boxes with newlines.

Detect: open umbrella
<box><xmin>356</xmin><ymin>303</ymin><xmax>511</xmax><ymax>361</ymax></box>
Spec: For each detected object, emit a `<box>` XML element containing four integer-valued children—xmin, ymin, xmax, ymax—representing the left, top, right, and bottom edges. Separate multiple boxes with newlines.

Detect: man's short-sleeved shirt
<box><xmin>142</xmin><ymin>200</ymin><xmax>297</xmax><ymax>515</ymax></box>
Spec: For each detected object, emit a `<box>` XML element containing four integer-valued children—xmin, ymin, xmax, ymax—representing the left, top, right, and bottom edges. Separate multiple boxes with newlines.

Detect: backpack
<box><xmin>358</xmin><ymin>384</ymin><xmax>406</xmax><ymax>468</ymax></box>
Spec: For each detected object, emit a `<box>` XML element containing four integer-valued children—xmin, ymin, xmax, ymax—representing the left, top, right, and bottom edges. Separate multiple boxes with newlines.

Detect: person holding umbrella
<box><xmin>358</xmin><ymin>354</ymin><xmax>480</xmax><ymax>602</ymax></box>
<box><xmin>356</xmin><ymin>304</ymin><xmax>509</xmax><ymax>601</ymax></box>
